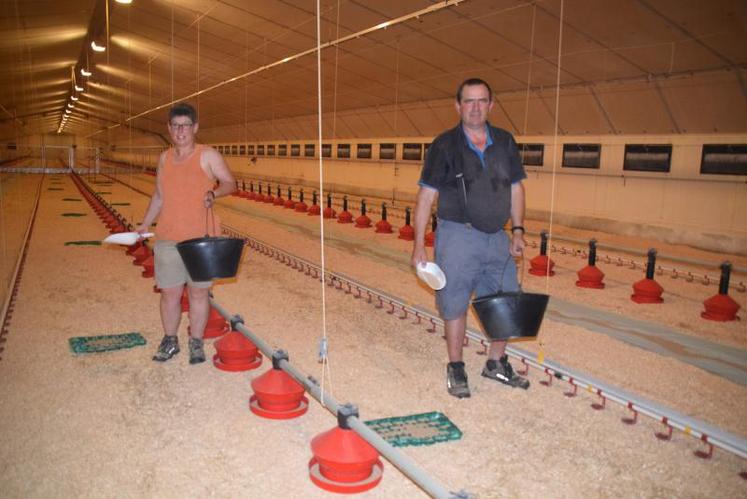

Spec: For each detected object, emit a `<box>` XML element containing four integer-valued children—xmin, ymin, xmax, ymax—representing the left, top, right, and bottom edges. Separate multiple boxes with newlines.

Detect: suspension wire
<box><xmin>244</xmin><ymin>31</ymin><xmax>248</xmax><ymax>148</ymax></box>
<box><xmin>331</xmin><ymin>0</ymin><xmax>341</xmax><ymax>139</ymax></box>
<box><xmin>197</xmin><ymin>18</ymin><xmax>200</xmax><ymax>115</ymax></box>
<box><xmin>521</xmin><ymin>3</ymin><xmax>536</xmax><ymax>136</ymax></box>
<box><xmin>316</xmin><ymin>0</ymin><xmax>332</xmax><ymax>405</ymax></box>
<box><xmin>393</xmin><ymin>40</ymin><xmax>399</xmax><ymax>135</ymax></box>
<box><xmin>170</xmin><ymin>2</ymin><xmax>174</xmax><ymax>104</ymax></box>
<box><xmin>128</xmin><ymin>5</ymin><xmax>134</xmax><ymax>222</ymax></box>
<box><xmin>547</xmin><ymin>0</ymin><xmax>564</xmax><ymax>294</ymax></box>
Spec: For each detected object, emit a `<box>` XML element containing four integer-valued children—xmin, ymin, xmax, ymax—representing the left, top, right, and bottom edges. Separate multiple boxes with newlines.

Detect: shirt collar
<box><xmin>461</xmin><ymin>122</ymin><xmax>493</xmax><ymax>150</ymax></box>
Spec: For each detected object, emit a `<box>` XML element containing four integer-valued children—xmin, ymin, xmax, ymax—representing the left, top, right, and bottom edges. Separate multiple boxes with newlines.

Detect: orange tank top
<box><xmin>156</xmin><ymin>144</ymin><xmax>221</xmax><ymax>242</ymax></box>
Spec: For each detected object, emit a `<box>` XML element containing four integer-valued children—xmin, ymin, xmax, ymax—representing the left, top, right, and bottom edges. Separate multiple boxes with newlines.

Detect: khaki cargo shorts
<box><xmin>154</xmin><ymin>240</ymin><xmax>212</xmax><ymax>289</ymax></box>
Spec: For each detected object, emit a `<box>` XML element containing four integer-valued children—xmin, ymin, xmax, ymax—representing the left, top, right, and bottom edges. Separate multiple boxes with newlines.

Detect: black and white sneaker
<box><xmin>482</xmin><ymin>355</ymin><xmax>530</xmax><ymax>389</ymax></box>
<box><xmin>188</xmin><ymin>337</ymin><xmax>206</xmax><ymax>365</ymax></box>
<box><xmin>446</xmin><ymin>362</ymin><xmax>471</xmax><ymax>398</ymax></box>
<box><xmin>152</xmin><ymin>335</ymin><xmax>179</xmax><ymax>362</ymax></box>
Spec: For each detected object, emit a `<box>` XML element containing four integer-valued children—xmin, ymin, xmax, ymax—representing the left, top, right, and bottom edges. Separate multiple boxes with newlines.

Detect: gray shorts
<box><xmin>435</xmin><ymin>219</ymin><xmax>519</xmax><ymax>320</ymax></box>
<box><xmin>154</xmin><ymin>240</ymin><xmax>212</xmax><ymax>289</ymax></box>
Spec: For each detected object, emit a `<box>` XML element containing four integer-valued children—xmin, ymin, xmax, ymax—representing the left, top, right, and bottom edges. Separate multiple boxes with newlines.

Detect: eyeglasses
<box><xmin>169</xmin><ymin>122</ymin><xmax>194</xmax><ymax>130</ymax></box>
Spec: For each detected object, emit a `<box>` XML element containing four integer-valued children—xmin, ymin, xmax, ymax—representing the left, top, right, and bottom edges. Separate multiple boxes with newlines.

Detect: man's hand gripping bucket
<box><xmin>471</xmin><ymin>256</ymin><xmax>549</xmax><ymax>340</ymax></box>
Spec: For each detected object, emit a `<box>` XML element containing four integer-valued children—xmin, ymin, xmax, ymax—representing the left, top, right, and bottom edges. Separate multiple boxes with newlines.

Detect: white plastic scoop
<box><xmin>416</xmin><ymin>262</ymin><xmax>447</xmax><ymax>290</ymax></box>
<box><xmin>103</xmin><ymin>232</ymin><xmax>154</xmax><ymax>245</ymax></box>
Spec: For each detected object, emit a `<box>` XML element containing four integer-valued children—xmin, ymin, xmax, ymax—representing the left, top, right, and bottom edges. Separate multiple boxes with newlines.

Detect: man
<box><xmin>411</xmin><ymin>78</ymin><xmax>529</xmax><ymax>398</ymax></box>
<box><xmin>137</xmin><ymin>102</ymin><xmax>236</xmax><ymax>364</ymax></box>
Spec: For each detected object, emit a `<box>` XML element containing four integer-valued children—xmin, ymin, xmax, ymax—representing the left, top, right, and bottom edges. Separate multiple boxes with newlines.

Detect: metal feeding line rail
<box><xmin>221</xmin><ymin>222</ymin><xmax>747</xmax><ymax>474</ymax></box>
<box><xmin>0</xmin><ymin>174</ymin><xmax>43</xmax><ymax>361</ymax></box>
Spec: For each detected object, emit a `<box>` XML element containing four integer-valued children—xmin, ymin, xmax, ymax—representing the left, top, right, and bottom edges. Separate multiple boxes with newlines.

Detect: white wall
<box><xmin>109</xmin><ymin>133</ymin><xmax>747</xmax><ymax>255</ymax></box>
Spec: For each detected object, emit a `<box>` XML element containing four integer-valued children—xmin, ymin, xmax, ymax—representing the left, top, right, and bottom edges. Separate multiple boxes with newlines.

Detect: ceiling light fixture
<box><xmin>115</xmin><ymin>0</ymin><xmax>133</xmax><ymax>4</ymax></box>
<box><xmin>68</xmin><ymin>103</ymin><xmax>74</xmax><ymax>108</ymax></box>
<box><xmin>71</xmin><ymin>95</ymin><xmax>79</xmax><ymax>101</ymax></box>
<box><xmin>91</xmin><ymin>40</ymin><xmax>106</xmax><ymax>52</ymax></box>
<box><xmin>81</xmin><ymin>68</ymin><xmax>92</xmax><ymax>77</ymax></box>
<box><xmin>75</xmin><ymin>85</ymin><xmax>84</xmax><ymax>92</ymax></box>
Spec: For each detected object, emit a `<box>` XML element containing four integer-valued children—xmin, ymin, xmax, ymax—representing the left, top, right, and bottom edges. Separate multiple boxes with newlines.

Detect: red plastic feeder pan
<box><xmin>309</xmin><ymin>404</ymin><xmax>383</xmax><ymax>494</ymax></box>
<box><xmin>249</xmin><ymin>350</ymin><xmax>308</xmax><ymax>419</ymax></box>
<box><xmin>213</xmin><ymin>330</ymin><xmax>262</xmax><ymax>372</ymax></box>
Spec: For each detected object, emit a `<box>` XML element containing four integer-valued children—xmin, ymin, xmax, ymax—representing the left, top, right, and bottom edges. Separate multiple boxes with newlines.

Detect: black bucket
<box><xmin>176</xmin><ymin>236</ymin><xmax>245</xmax><ymax>281</ymax></box>
<box><xmin>471</xmin><ymin>292</ymin><xmax>549</xmax><ymax>340</ymax></box>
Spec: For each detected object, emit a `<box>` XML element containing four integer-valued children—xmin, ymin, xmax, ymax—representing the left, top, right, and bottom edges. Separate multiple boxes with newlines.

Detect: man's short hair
<box><xmin>456</xmin><ymin>78</ymin><xmax>493</xmax><ymax>103</ymax></box>
<box><xmin>168</xmin><ymin>102</ymin><xmax>197</xmax><ymax>123</ymax></box>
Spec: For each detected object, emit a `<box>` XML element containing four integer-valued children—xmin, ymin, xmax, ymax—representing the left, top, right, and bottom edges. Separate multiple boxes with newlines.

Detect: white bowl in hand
<box><xmin>416</xmin><ymin>262</ymin><xmax>447</xmax><ymax>290</ymax></box>
<box><xmin>103</xmin><ymin>232</ymin><xmax>154</xmax><ymax>245</ymax></box>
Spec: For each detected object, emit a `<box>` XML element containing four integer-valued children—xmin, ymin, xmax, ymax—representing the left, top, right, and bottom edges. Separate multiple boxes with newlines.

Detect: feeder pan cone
<box><xmin>250</xmin><ymin>367</ymin><xmax>308</xmax><ymax>419</ymax></box>
<box><xmin>213</xmin><ymin>331</ymin><xmax>262</xmax><ymax>372</ymax></box>
<box><xmin>631</xmin><ymin>277</ymin><xmax>664</xmax><ymax>303</ymax></box>
<box><xmin>375</xmin><ymin>219</ymin><xmax>392</xmax><ymax>233</ymax></box>
<box><xmin>398</xmin><ymin>224</ymin><xmax>414</xmax><ymax>241</ymax></box>
<box><xmin>354</xmin><ymin>214</ymin><xmax>371</xmax><ymax>228</ymax></box>
<box><xmin>701</xmin><ymin>293</ymin><xmax>740</xmax><ymax>321</ymax></box>
<box><xmin>309</xmin><ymin>425</ymin><xmax>383</xmax><ymax>493</ymax></box>
<box><xmin>576</xmin><ymin>264</ymin><xmax>605</xmax><ymax>289</ymax></box>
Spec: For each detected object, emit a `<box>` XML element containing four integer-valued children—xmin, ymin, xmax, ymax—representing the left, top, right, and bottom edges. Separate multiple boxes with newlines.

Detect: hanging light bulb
<box><xmin>91</xmin><ymin>40</ymin><xmax>106</xmax><ymax>52</ymax></box>
<box><xmin>81</xmin><ymin>68</ymin><xmax>92</xmax><ymax>77</ymax></box>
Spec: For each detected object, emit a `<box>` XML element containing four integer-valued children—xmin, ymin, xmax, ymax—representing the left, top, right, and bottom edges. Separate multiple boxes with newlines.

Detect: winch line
<box><xmin>219</xmin><ymin>221</ymin><xmax>747</xmax><ymax>465</ymax></box>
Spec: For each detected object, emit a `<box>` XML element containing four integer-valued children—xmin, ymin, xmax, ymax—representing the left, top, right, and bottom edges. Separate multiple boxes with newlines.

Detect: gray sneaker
<box><xmin>446</xmin><ymin>362</ymin><xmax>471</xmax><ymax>398</ymax></box>
<box><xmin>153</xmin><ymin>335</ymin><xmax>179</xmax><ymax>361</ymax></box>
<box><xmin>188</xmin><ymin>337</ymin><xmax>206</xmax><ymax>365</ymax></box>
<box><xmin>482</xmin><ymin>355</ymin><xmax>530</xmax><ymax>389</ymax></box>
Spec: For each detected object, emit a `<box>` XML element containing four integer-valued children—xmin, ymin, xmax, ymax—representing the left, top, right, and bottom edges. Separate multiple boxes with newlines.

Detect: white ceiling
<box><xmin>1</xmin><ymin>0</ymin><xmax>746</xmax><ymax>145</ymax></box>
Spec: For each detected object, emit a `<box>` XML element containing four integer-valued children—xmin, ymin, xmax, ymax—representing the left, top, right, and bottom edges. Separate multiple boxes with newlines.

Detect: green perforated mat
<box><xmin>364</xmin><ymin>411</ymin><xmax>462</xmax><ymax>447</ymax></box>
<box><xmin>69</xmin><ymin>332</ymin><xmax>146</xmax><ymax>354</ymax></box>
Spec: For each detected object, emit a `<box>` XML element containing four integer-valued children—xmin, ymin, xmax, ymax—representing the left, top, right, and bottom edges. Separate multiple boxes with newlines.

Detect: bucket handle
<box><xmin>494</xmin><ymin>241</ymin><xmax>525</xmax><ymax>294</ymax></box>
<box><xmin>204</xmin><ymin>200</ymin><xmax>217</xmax><ymax>237</ymax></box>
